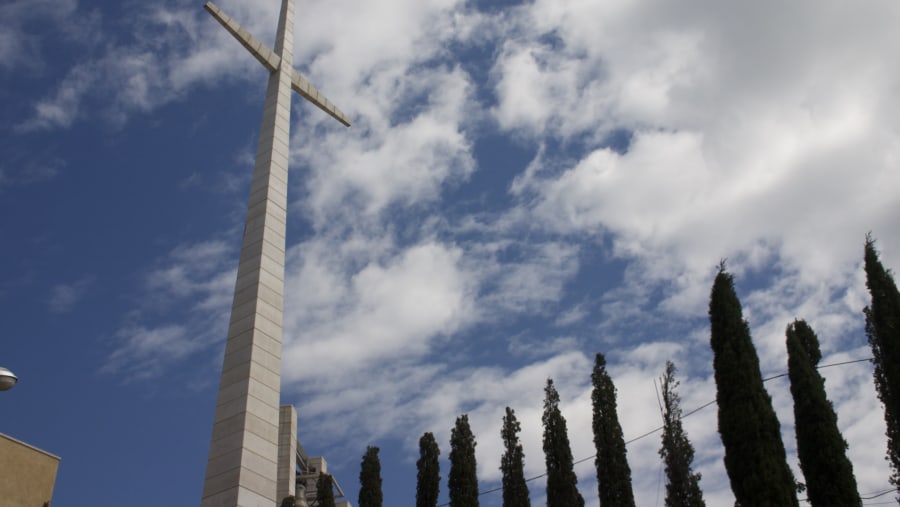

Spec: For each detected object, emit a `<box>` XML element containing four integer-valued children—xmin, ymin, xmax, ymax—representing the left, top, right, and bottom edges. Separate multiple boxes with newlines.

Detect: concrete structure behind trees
<box><xmin>276</xmin><ymin>404</ymin><xmax>352</xmax><ymax>507</ymax></box>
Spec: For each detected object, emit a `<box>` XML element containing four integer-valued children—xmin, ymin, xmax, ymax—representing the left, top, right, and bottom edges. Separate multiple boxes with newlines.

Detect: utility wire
<box><xmin>437</xmin><ymin>356</ymin><xmax>875</xmax><ymax>506</ymax></box>
<box><xmin>762</xmin><ymin>357</ymin><xmax>873</xmax><ymax>382</ymax></box>
<box><xmin>861</xmin><ymin>487</ymin><xmax>896</xmax><ymax>500</ymax></box>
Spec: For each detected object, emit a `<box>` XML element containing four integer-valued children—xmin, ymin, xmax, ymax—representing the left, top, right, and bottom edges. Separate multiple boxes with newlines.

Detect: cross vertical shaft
<box><xmin>201</xmin><ymin>0</ymin><xmax>295</xmax><ymax>505</ymax></box>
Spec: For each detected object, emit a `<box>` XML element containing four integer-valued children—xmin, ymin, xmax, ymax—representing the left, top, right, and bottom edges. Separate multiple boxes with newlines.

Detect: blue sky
<box><xmin>2</xmin><ymin>0</ymin><xmax>900</xmax><ymax>505</ymax></box>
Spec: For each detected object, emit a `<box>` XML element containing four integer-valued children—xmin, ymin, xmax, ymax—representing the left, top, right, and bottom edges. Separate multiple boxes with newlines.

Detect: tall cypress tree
<box><xmin>864</xmin><ymin>235</ymin><xmax>900</xmax><ymax>490</ymax></box>
<box><xmin>359</xmin><ymin>446</ymin><xmax>383</xmax><ymax>507</ymax></box>
<box><xmin>417</xmin><ymin>432</ymin><xmax>441</xmax><ymax>507</ymax></box>
<box><xmin>659</xmin><ymin>360</ymin><xmax>705</xmax><ymax>507</ymax></box>
<box><xmin>543</xmin><ymin>378</ymin><xmax>584</xmax><ymax>507</ymax></box>
<box><xmin>500</xmin><ymin>406</ymin><xmax>531</xmax><ymax>507</ymax></box>
<box><xmin>709</xmin><ymin>266</ymin><xmax>798</xmax><ymax>506</ymax></box>
<box><xmin>316</xmin><ymin>473</ymin><xmax>336</xmax><ymax>507</ymax></box>
<box><xmin>449</xmin><ymin>414</ymin><xmax>479</xmax><ymax>507</ymax></box>
<box><xmin>786</xmin><ymin>319</ymin><xmax>861</xmax><ymax>506</ymax></box>
<box><xmin>592</xmin><ymin>353</ymin><xmax>636</xmax><ymax>507</ymax></box>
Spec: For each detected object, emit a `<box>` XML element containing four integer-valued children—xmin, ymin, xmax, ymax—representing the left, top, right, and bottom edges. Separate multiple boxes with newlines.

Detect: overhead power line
<box><xmin>437</xmin><ymin>356</ymin><xmax>876</xmax><ymax>506</ymax></box>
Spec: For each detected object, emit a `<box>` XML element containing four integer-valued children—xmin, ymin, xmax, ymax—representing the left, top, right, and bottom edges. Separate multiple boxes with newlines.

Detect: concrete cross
<box><xmin>199</xmin><ymin>1</ymin><xmax>349</xmax><ymax>506</ymax></box>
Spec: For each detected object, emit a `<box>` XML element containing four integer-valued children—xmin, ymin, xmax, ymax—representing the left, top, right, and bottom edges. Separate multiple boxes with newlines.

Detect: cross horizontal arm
<box><xmin>291</xmin><ymin>71</ymin><xmax>351</xmax><ymax>127</ymax></box>
<box><xmin>204</xmin><ymin>1</ymin><xmax>351</xmax><ymax>128</ymax></box>
<box><xmin>204</xmin><ymin>2</ymin><xmax>280</xmax><ymax>73</ymax></box>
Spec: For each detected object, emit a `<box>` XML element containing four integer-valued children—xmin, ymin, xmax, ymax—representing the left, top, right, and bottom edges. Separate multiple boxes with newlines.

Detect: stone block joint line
<box><xmin>199</xmin><ymin>1</ymin><xmax>349</xmax><ymax>506</ymax></box>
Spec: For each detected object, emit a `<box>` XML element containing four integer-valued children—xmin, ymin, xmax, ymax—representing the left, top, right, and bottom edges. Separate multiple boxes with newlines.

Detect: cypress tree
<box><xmin>316</xmin><ymin>473</ymin><xmax>336</xmax><ymax>507</ymax></box>
<box><xmin>359</xmin><ymin>446</ymin><xmax>383</xmax><ymax>507</ymax></box>
<box><xmin>449</xmin><ymin>414</ymin><xmax>479</xmax><ymax>507</ymax></box>
<box><xmin>709</xmin><ymin>266</ymin><xmax>798</xmax><ymax>506</ymax></box>
<box><xmin>864</xmin><ymin>235</ymin><xmax>900</xmax><ymax>490</ymax></box>
<box><xmin>786</xmin><ymin>319</ymin><xmax>861</xmax><ymax>506</ymax></box>
<box><xmin>500</xmin><ymin>406</ymin><xmax>531</xmax><ymax>507</ymax></box>
<box><xmin>543</xmin><ymin>378</ymin><xmax>584</xmax><ymax>507</ymax></box>
<box><xmin>659</xmin><ymin>360</ymin><xmax>705</xmax><ymax>507</ymax></box>
<box><xmin>417</xmin><ymin>432</ymin><xmax>441</xmax><ymax>507</ymax></box>
<box><xmin>592</xmin><ymin>353</ymin><xmax>636</xmax><ymax>507</ymax></box>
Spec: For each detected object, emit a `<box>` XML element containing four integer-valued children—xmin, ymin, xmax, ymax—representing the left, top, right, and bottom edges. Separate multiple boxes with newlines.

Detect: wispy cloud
<box><xmin>0</xmin><ymin>0</ymin><xmax>81</xmax><ymax>72</ymax></box>
<box><xmin>48</xmin><ymin>276</ymin><xmax>95</xmax><ymax>314</ymax></box>
<box><xmin>0</xmin><ymin>153</ymin><xmax>66</xmax><ymax>190</ymax></box>
<box><xmin>103</xmin><ymin>239</ymin><xmax>236</xmax><ymax>381</ymax></box>
<box><xmin>13</xmin><ymin>1</ymin><xmax>262</xmax><ymax>132</ymax></box>
<box><xmin>86</xmin><ymin>0</ymin><xmax>900</xmax><ymax>503</ymax></box>
<box><xmin>282</xmin><ymin>238</ymin><xmax>478</xmax><ymax>383</ymax></box>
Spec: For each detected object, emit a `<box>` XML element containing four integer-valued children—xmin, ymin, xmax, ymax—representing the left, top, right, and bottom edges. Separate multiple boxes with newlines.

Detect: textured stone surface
<box><xmin>201</xmin><ymin>0</ymin><xmax>293</xmax><ymax>505</ymax></box>
<box><xmin>276</xmin><ymin>405</ymin><xmax>298</xmax><ymax>502</ymax></box>
<box><xmin>200</xmin><ymin>1</ymin><xmax>349</xmax><ymax>505</ymax></box>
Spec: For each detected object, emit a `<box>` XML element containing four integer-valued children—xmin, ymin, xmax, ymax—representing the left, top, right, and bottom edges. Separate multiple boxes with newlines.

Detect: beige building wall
<box><xmin>0</xmin><ymin>433</ymin><xmax>60</xmax><ymax>507</ymax></box>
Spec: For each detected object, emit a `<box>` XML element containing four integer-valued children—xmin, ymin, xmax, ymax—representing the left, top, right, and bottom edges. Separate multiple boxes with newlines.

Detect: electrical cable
<box><xmin>436</xmin><ymin>356</ymin><xmax>877</xmax><ymax>506</ymax></box>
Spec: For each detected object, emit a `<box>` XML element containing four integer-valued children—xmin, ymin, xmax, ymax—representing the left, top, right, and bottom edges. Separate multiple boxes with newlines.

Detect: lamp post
<box><xmin>0</xmin><ymin>366</ymin><xmax>17</xmax><ymax>391</ymax></box>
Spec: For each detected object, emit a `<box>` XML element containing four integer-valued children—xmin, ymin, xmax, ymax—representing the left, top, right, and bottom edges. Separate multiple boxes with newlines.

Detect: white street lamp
<box><xmin>0</xmin><ymin>367</ymin><xmax>17</xmax><ymax>391</ymax></box>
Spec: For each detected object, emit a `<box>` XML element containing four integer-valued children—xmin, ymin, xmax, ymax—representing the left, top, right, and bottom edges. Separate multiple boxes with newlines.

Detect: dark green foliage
<box><xmin>592</xmin><ymin>353</ymin><xmax>636</xmax><ymax>507</ymax></box>
<box><xmin>864</xmin><ymin>235</ymin><xmax>900</xmax><ymax>490</ymax></box>
<box><xmin>279</xmin><ymin>495</ymin><xmax>296</xmax><ymax>507</ymax></box>
<box><xmin>500</xmin><ymin>407</ymin><xmax>531</xmax><ymax>507</ymax></box>
<box><xmin>659</xmin><ymin>361</ymin><xmax>705</xmax><ymax>507</ymax></box>
<box><xmin>359</xmin><ymin>446</ymin><xmax>383</xmax><ymax>507</ymax></box>
<box><xmin>449</xmin><ymin>414</ymin><xmax>479</xmax><ymax>507</ymax></box>
<box><xmin>316</xmin><ymin>473</ymin><xmax>336</xmax><ymax>507</ymax></box>
<box><xmin>543</xmin><ymin>379</ymin><xmax>585</xmax><ymax>507</ymax></box>
<box><xmin>786</xmin><ymin>320</ymin><xmax>861</xmax><ymax>506</ymax></box>
<box><xmin>417</xmin><ymin>432</ymin><xmax>441</xmax><ymax>507</ymax></box>
<box><xmin>709</xmin><ymin>267</ymin><xmax>798</xmax><ymax>506</ymax></box>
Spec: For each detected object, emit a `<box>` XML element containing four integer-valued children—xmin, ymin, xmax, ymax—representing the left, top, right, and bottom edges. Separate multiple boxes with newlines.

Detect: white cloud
<box><xmin>554</xmin><ymin>303</ymin><xmax>587</xmax><ymax>327</ymax></box>
<box><xmin>11</xmin><ymin>0</ymin><xmax>485</xmax><ymax>136</ymax></box>
<box><xmin>288</xmin><ymin>349</ymin><xmax>596</xmax><ymax>478</ymax></box>
<box><xmin>292</xmin><ymin>0</ymin><xmax>479</xmax><ymax>93</ymax></box>
<box><xmin>80</xmin><ymin>0</ymin><xmax>900</xmax><ymax>502</ymax></box>
<box><xmin>467</xmin><ymin>240</ymin><xmax>581</xmax><ymax>319</ymax></box>
<box><xmin>0</xmin><ymin>155</ymin><xmax>64</xmax><ymax>190</ymax></box>
<box><xmin>293</xmin><ymin>61</ymin><xmax>477</xmax><ymax>225</ymax></box>
<box><xmin>14</xmin><ymin>1</ymin><xmax>265</xmax><ymax>132</ymax></box>
<box><xmin>145</xmin><ymin>240</ymin><xmax>234</xmax><ymax>298</ymax></box>
<box><xmin>17</xmin><ymin>63</ymin><xmax>96</xmax><ymax>131</ymax></box>
<box><xmin>104</xmin><ymin>239</ymin><xmax>236</xmax><ymax>380</ymax></box>
<box><xmin>48</xmin><ymin>276</ymin><xmax>95</xmax><ymax>314</ymax></box>
<box><xmin>508</xmin><ymin>335</ymin><xmax>580</xmax><ymax>360</ymax></box>
<box><xmin>282</xmin><ymin>239</ymin><xmax>476</xmax><ymax>383</ymax></box>
<box><xmin>105</xmin><ymin>324</ymin><xmax>195</xmax><ymax>381</ymax></box>
<box><xmin>490</xmin><ymin>0</ymin><xmax>900</xmax><ymax>343</ymax></box>
<box><xmin>0</xmin><ymin>25</ymin><xmax>29</xmax><ymax>71</ymax></box>
<box><xmin>0</xmin><ymin>0</ymin><xmax>80</xmax><ymax>71</ymax></box>
<box><xmin>94</xmin><ymin>0</ymin><xmax>495</xmax><ymax>407</ymax></box>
